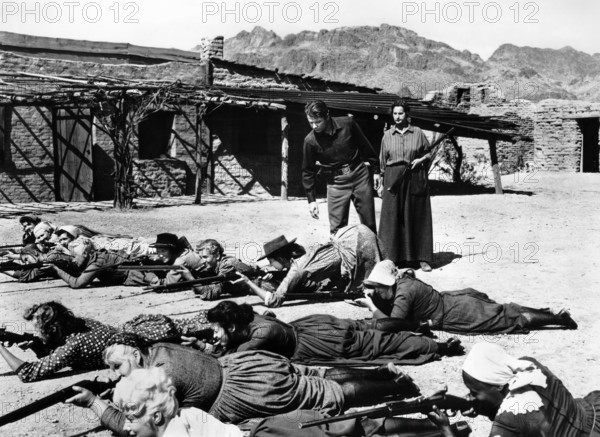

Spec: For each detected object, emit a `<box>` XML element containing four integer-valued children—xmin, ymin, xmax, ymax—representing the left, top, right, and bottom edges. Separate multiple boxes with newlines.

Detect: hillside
<box><xmin>206</xmin><ymin>25</ymin><xmax>600</xmax><ymax>101</ymax></box>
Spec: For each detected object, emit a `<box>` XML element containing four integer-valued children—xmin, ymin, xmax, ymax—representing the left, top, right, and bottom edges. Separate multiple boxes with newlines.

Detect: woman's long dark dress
<box><xmin>378</xmin><ymin>125</ymin><xmax>433</xmax><ymax>264</ymax></box>
<box><xmin>224</xmin><ymin>314</ymin><xmax>439</xmax><ymax>366</ymax></box>
<box><xmin>376</xmin><ymin>273</ymin><xmax>533</xmax><ymax>334</ymax></box>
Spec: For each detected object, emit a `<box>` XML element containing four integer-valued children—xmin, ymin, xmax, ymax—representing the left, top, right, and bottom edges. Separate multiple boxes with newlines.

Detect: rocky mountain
<box><xmin>206</xmin><ymin>25</ymin><xmax>600</xmax><ymax>102</ymax></box>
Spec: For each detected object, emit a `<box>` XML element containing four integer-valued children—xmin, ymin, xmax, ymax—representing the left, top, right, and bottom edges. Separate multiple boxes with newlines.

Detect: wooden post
<box><xmin>281</xmin><ymin>115</ymin><xmax>289</xmax><ymax>201</ymax></box>
<box><xmin>488</xmin><ymin>138</ymin><xmax>503</xmax><ymax>194</ymax></box>
<box><xmin>195</xmin><ymin>105</ymin><xmax>213</xmax><ymax>204</ymax></box>
<box><xmin>194</xmin><ymin>106</ymin><xmax>202</xmax><ymax>204</ymax></box>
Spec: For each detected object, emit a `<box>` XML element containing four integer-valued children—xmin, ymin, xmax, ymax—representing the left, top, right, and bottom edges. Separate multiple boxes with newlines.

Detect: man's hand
<box><xmin>308</xmin><ymin>202</ymin><xmax>319</xmax><ymax>220</ymax></box>
<box><xmin>373</xmin><ymin>174</ymin><xmax>382</xmax><ymax>191</ymax></box>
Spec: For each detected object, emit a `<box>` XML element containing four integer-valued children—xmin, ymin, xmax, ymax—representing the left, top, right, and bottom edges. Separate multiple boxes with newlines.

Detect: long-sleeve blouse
<box><xmin>16</xmin><ymin>319</ymin><xmax>117</xmax><ymax>382</ymax></box>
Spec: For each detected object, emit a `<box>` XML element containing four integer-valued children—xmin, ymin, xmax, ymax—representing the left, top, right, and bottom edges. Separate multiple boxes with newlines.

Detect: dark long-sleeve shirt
<box><xmin>302</xmin><ymin>116</ymin><xmax>379</xmax><ymax>203</ymax></box>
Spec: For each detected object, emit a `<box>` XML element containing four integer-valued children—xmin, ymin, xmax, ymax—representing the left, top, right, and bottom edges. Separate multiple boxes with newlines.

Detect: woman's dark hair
<box><xmin>23</xmin><ymin>301</ymin><xmax>87</xmax><ymax>347</ymax></box>
<box><xmin>390</xmin><ymin>99</ymin><xmax>410</xmax><ymax>115</ymax></box>
<box><xmin>207</xmin><ymin>301</ymin><xmax>255</xmax><ymax>329</ymax></box>
<box><xmin>271</xmin><ymin>243</ymin><xmax>306</xmax><ymax>261</ymax></box>
<box><xmin>19</xmin><ymin>215</ymin><xmax>41</xmax><ymax>226</ymax></box>
<box><xmin>305</xmin><ymin>100</ymin><xmax>329</xmax><ymax>119</ymax></box>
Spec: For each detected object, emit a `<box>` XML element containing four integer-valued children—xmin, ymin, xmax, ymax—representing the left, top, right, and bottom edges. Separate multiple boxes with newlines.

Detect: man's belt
<box><xmin>333</xmin><ymin>160</ymin><xmax>362</xmax><ymax>176</ymax></box>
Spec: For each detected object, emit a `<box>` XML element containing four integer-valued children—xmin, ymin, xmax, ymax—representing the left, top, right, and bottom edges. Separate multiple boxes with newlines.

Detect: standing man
<box><xmin>303</xmin><ymin>100</ymin><xmax>381</xmax><ymax>235</ymax></box>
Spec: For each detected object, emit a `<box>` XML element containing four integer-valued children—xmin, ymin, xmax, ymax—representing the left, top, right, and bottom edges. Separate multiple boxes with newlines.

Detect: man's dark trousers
<box><xmin>327</xmin><ymin>163</ymin><xmax>376</xmax><ymax>235</ymax></box>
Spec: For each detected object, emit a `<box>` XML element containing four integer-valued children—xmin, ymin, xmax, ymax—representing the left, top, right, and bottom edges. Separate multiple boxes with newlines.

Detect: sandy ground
<box><xmin>0</xmin><ymin>171</ymin><xmax>599</xmax><ymax>437</ymax></box>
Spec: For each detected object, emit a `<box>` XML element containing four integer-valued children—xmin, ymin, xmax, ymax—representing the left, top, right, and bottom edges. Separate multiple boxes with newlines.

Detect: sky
<box><xmin>1</xmin><ymin>0</ymin><xmax>597</xmax><ymax>60</ymax></box>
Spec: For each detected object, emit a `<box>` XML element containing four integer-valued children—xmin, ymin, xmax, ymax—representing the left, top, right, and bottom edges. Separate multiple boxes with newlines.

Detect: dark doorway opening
<box><xmin>577</xmin><ymin>118</ymin><xmax>599</xmax><ymax>172</ymax></box>
<box><xmin>138</xmin><ymin>112</ymin><xmax>175</xmax><ymax>159</ymax></box>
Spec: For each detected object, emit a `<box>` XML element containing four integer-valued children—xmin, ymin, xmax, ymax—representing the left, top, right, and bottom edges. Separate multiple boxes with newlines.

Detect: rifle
<box><xmin>388</xmin><ymin>127</ymin><xmax>456</xmax><ymax>194</ymax></box>
<box><xmin>0</xmin><ymin>243</ymin><xmax>28</xmax><ymax>250</ymax></box>
<box><xmin>0</xmin><ymin>327</ymin><xmax>38</xmax><ymax>344</ymax></box>
<box><xmin>298</xmin><ymin>393</ymin><xmax>474</xmax><ymax>429</ymax></box>
<box><xmin>142</xmin><ymin>271</ymin><xmax>239</xmax><ymax>293</ymax></box>
<box><xmin>0</xmin><ymin>261</ymin><xmax>47</xmax><ymax>273</ymax></box>
<box><xmin>288</xmin><ymin>291</ymin><xmax>364</xmax><ymax>301</ymax></box>
<box><xmin>0</xmin><ymin>378</ymin><xmax>115</xmax><ymax>427</ymax></box>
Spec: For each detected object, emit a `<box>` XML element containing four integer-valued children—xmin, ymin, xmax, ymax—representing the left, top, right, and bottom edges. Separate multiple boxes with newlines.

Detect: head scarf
<box><xmin>33</xmin><ymin>221</ymin><xmax>55</xmax><ymax>236</ymax></box>
<box><xmin>462</xmin><ymin>343</ymin><xmax>547</xmax><ymax>390</ymax></box>
<box><xmin>56</xmin><ymin>225</ymin><xmax>81</xmax><ymax>239</ymax></box>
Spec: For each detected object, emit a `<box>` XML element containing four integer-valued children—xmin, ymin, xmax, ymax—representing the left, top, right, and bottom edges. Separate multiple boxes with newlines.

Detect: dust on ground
<box><xmin>0</xmin><ymin>171</ymin><xmax>599</xmax><ymax>437</ymax></box>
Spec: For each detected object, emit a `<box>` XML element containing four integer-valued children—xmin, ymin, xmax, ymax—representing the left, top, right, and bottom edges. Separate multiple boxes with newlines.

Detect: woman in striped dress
<box><xmin>378</xmin><ymin>100</ymin><xmax>434</xmax><ymax>272</ymax></box>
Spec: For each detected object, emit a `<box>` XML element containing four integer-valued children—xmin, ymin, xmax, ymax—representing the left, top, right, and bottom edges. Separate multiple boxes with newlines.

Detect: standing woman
<box><xmin>379</xmin><ymin>100</ymin><xmax>434</xmax><ymax>272</ymax></box>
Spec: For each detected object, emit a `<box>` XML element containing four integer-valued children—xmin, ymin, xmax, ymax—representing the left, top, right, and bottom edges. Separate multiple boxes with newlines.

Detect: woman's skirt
<box><xmin>291</xmin><ymin>314</ymin><xmax>438</xmax><ymax>366</ymax></box>
<box><xmin>379</xmin><ymin>164</ymin><xmax>433</xmax><ymax>264</ymax></box>
<box><xmin>209</xmin><ymin>350</ymin><xmax>344</xmax><ymax>424</ymax></box>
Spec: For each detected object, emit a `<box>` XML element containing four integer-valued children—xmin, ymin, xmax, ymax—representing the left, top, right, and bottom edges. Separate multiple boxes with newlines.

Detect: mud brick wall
<box><xmin>0</xmin><ymin>106</ymin><xmax>55</xmax><ymax>203</ymax></box>
<box><xmin>467</xmin><ymin>101</ymin><xmax>536</xmax><ymax>172</ymax></box>
<box><xmin>131</xmin><ymin>159</ymin><xmax>188</xmax><ymax>197</ymax></box>
<box><xmin>533</xmin><ymin>100</ymin><xmax>600</xmax><ymax>171</ymax></box>
<box><xmin>213</xmin><ymin>152</ymin><xmax>280</xmax><ymax>196</ymax></box>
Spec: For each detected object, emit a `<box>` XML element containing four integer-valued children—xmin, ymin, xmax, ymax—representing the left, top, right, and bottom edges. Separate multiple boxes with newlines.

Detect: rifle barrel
<box><xmin>0</xmin><ymin>379</ymin><xmax>113</xmax><ymax>427</ymax></box>
<box><xmin>298</xmin><ymin>394</ymin><xmax>472</xmax><ymax>429</ymax></box>
<box><xmin>142</xmin><ymin>272</ymin><xmax>238</xmax><ymax>292</ymax></box>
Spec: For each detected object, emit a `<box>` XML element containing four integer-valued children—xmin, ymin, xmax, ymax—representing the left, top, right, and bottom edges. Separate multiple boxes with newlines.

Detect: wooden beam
<box><xmin>488</xmin><ymin>139</ymin><xmax>503</xmax><ymax>194</ymax></box>
<box><xmin>281</xmin><ymin>115</ymin><xmax>289</xmax><ymax>201</ymax></box>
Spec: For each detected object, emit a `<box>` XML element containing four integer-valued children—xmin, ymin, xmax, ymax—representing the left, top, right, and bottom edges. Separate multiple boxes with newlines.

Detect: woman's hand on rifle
<box><xmin>428</xmin><ymin>405</ymin><xmax>456</xmax><ymax>437</ymax></box>
<box><xmin>354</xmin><ymin>289</ymin><xmax>377</xmax><ymax>312</ymax></box>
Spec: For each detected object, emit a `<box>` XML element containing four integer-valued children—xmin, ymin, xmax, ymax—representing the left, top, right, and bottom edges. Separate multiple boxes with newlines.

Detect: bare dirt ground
<box><xmin>1</xmin><ymin>171</ymin><xmax>599</xmax><ymax>437</ymax></box>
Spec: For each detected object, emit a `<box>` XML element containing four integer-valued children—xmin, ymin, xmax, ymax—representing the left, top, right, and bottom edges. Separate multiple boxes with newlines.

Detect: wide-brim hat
<box><xmin>149</xmin><ymin>233</ymin><xmax>179</xmax><ymax>249</ymax></box>
<box><xmin>363</xmin><ymin>259</ymin><xmax>397</xmax><ymax>287</ymax></box>
<box><xmin>257</xmin><ymin>235</ymin><xmax>297</xmax><ymax>261</ymax></box>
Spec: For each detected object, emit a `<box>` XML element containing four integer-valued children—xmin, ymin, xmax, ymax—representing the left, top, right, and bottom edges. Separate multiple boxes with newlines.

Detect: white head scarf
<box><xmin>56</xmin><ymin>225</ymin><xmax>81</xmax><ymax>239</ymax></box>
<box><xmin>462</xmin><ymin>343</ymin><xmax>547</xmax><ymax>390</ymax></box>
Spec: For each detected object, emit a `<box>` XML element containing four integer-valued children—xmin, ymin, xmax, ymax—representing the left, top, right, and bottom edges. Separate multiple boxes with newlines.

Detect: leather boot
<box><xmin>340</xmin><ymin>377</ymin><xmax>420</xmax><ymax>408</ymax></box>
<box><xmin>522</xmin><ymin>308</ymin><xmax>577</xmax><ymax>330</ymax></box>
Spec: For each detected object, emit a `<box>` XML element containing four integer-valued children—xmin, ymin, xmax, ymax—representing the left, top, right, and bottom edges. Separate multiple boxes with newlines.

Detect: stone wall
<box><xmin>0</xmin><ymin>106</ymin><xmax>56</xmax><ymax>202</ymax></box>
<box><xmin>532</xmin><ymin>100</ymin><xmax>600</xmax><ymax>171</ymax></box>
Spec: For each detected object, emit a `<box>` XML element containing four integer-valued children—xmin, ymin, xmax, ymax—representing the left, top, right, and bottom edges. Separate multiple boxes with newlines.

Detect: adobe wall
<box><xmin>0</xmin><ymin>106</ymin><xmax>55</xmax><ymax>202</ymax></box>
<box><xmin>533</xmin><ymin>99</ymin><xmax>600</xmax><ymax>171</ymax></box>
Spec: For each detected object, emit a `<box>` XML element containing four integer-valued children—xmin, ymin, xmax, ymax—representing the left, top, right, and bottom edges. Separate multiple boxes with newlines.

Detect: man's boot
<box><xmin>522</xmin><ymin>308</ymin><xmax>578</xmax><ymax>330</ymax></box>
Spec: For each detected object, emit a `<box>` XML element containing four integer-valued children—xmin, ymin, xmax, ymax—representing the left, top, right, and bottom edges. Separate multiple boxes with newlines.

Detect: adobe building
<box><xmin>427</xmin><ymin>83</ymin><xmax>600</xmax><ymax>174</ymax></box>
<box><xmin>0</xmin><ymin>33</ymin><xmax>520</xmax><ymax>204</ymax></box>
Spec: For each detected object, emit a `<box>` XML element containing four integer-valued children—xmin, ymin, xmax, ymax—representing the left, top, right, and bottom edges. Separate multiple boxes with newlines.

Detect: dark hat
<box><xmin>257</xmin><ymin>235</ymin><xmax>297</xmax><ymax>261</ymax></box>
<box><xmin>149</xmin><ymin>233</ymin><xmax>179</xmax><ymax>249</ymax></box>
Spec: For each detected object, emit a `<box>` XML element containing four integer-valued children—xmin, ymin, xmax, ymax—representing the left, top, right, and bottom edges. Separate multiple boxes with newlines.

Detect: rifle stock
<box><xmin>298</xmin><ymin>394</ymin><xmax>474</xmax><ymax>429</ymax></box>
<box><xmin>0</xmin><ymin>378</ymin><xmax>115</xmax><ymax>427</ymax></box>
